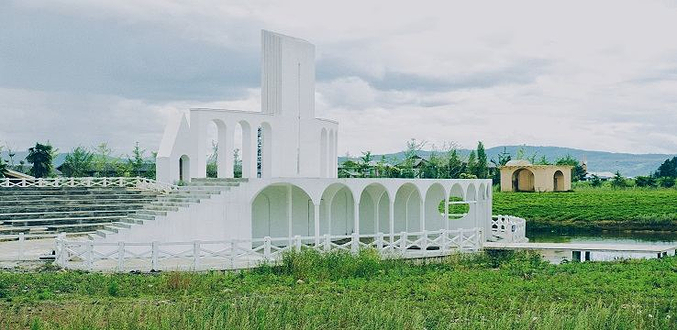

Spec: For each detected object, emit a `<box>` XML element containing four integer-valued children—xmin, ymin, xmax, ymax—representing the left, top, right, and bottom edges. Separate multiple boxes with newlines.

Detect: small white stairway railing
<box><xmin>0</xmin><ymin>177</ymin><xmax>178</xmax><ymax>193</ymax></box>
<box><xmin>54</xmin><ymin>228</ymin><xmax>481</xmax><ymax>272</ymax></box>
<box><xmin>491</xmin><ymin>215</ymin><xmax>528</xmax><ymax>243</ymax></box>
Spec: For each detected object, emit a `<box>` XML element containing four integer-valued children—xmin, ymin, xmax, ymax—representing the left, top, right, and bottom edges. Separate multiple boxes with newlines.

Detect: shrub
<box><xmin>658</xmin><ymin>177</ymin><xmax>676</xmax><ymax>188</ymax></box>
<box><xmin>165</xmin><ymin>272</ymin><xmax>191</xmax><ymax>291</ymax></box>
<box><xmin>107</xmin><ymin>281</ymin><xmax>119</xmax><ymax>297</ymax></box>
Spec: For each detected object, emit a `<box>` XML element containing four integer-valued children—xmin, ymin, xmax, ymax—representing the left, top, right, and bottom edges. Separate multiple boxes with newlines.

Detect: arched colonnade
<box><xmin>251</xmin><ymin>179</ymin><xmax>492</xmax><ymax>243</ymax></box>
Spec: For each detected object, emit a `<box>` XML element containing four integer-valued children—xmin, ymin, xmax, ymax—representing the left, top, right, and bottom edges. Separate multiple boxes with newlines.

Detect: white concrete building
<box><xmin>156</xmin><ymin>31</ymin><xmax>338</xmax><ymax>183</ymax></box>
<box><xmin>66</xmin><ymin>31</ymin><xmax>510</xmax><ymax>271</ymax></box>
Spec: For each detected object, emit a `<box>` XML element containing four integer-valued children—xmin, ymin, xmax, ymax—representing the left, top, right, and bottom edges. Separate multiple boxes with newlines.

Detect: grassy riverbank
<box><xmin>493</xmin><ymin>187</ymin><xmax>677</xmax><ymax>232</ymax></box>
<box><xmin>2</xmin><ymin>250</ymin><xmax>677</xmax><ymax>329</ymax></box>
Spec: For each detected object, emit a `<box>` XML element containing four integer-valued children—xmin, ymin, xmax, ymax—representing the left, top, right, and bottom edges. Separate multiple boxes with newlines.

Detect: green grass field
<box><xmin>493</xmin><ymin>187</ymin><xmax>677</xmax><ymax>232</ymax></box>
<box><xmin>2</xmin><ymin>250</ymin><xmax>677</xmax><ymax>329</ymax></box>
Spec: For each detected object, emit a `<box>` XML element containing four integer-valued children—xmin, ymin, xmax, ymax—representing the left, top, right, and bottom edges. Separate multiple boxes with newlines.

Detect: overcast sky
<box><xmin>1</xmin><ymin>0</ymin><xmax>677</xmax><ymax>157</ymax></box>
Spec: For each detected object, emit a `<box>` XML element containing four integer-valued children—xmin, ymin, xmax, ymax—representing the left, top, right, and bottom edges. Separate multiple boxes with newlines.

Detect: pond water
<box><xmin>527</xmin><ymin>231</ymin><xmax>677</xmax><ymax>246</ymax></box>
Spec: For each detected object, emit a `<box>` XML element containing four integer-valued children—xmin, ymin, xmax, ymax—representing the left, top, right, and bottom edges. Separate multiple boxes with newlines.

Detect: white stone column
<box><xmin>287</xmin><ymin>185</ymin><xmax>293</xmax><ymax>239</ymax></box>
<box><xmin>419</xmin><ymin>199</ymin><xmax>425</xmax><ymax>232</ymax></box>
<box><xmin>353</xmin><ymin>196</ymin><xmax>360</xmax><ymax>235</ymax></box>
<box><xmin>389</xmin><ymin>198</ymin><xmax>395</xmax><ymax>243</ymax></box>
<box><xmin>374</xmin><ymin>194</ymin><xmax>380</xmax><ymax>234</ymax></box>
<box><xmin>444</xmin><ymin>196</ymin><xmax>449</xmax><ymax>231</ymax></box>
<box><xmin>314</xmin><ymin>203</ymin><xmax>321</xmax><ymax>245</ymax></box>
<box><xmin>243</xmin><ymin>127</ymin><xmax>257</xmax><ymax>178</ymax></box>
<box><xmin>191</xmin><ymin>113</ymin><xmax>207</xmax><ymax>179</ymax></box>
<box><xmin>220</xmin><ymin>125</ymin><xmax>234</xmax><ymax>178</ymax></box>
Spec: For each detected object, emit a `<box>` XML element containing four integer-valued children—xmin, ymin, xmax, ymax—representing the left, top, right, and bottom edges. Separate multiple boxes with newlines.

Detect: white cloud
<box><xmin>1</xmin><ymin>0</ymin><xmax>677</xmax><ymax>155</ymax></box>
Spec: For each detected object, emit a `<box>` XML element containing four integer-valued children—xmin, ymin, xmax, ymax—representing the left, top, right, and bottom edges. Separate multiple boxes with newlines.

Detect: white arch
<box><xmin>359</xmin><ymin>183</ymin><xmax>390</xmax><ymax>235</ymax></box>
<box><xmin>424</xmin><ymin>183</ymin><xmax>447</xmax><ymax>231</ymax></box>
<box><xmin>466</xmin><ymin>184</ymin><xmax>477</xmax><ymax>202</ymax></box>
<box><xmin>179</xmin><ymin>154</ymin><xmax>190</xmax><ymax>182</ymax></box>
<box><xmin>320</xmin><ymin>183</ymin><xmax>356</xmax><ymax>236</ymax></box>
<box><xmin>394</xmin><ymin>183</ymin><xmax>422</xmax><ymax>233</ymax></box>
<box><xmin>479</xmin><ymin>183</ymin><xmax>487</xmax><ymax>200</ymax></box>
<box><xmin>449</xmin><ymin>183</ymin><xmax>465</xmax><ymax>200</ymax></box>
<box><xmin>252</xmin><ymin>183</ymin><xmax>315</xmax><ymax>239</ymax></box>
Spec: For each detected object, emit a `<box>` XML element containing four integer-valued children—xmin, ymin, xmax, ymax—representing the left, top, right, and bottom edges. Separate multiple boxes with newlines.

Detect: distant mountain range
<box><xmin>3</xmin><ymin>146</ymin><xmax>674</xmax><ymax>177</ymax></box>
<box><xmin>339</xmin><ymin>145</ymin><xmax>676</xmax><ymax>178</ymax></box>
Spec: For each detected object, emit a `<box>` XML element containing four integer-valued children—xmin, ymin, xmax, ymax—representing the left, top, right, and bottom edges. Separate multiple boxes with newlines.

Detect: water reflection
<box><xmin>528</xmin><ymin>230</ymin><xmax>677</xmax><ymax>245</ymax></box>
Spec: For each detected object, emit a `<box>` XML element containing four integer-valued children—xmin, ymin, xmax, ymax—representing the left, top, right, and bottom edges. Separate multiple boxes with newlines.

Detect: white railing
<box><xmin>0</xmin><ymin>177</ymin><xmax>178</xmax><ymax>193</ymax></box>
<box><xmin>0</xmin><ymin>233</ymin><xmax>58</xmax><ymax>261</ymax></box>
<box><xmin>54</xmin><ymin>228</ymin><xmax>481</xmax><ymax>272</ymax></box>
<box><xmin>491</xmin><ymin>215</ymin><xmax>528</xmax><ymax>243</ymax></box>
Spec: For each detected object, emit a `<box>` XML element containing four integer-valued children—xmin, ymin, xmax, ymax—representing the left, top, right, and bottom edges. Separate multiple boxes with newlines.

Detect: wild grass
<box><xmin>2</xmin><ymin>250</ymin><xmax>677</xmax><ymax>329</ymax></box>
<box><xmin>493</xmin><ymin>188</ymin><xmax>677</xmax><ymax>232</ymax></box>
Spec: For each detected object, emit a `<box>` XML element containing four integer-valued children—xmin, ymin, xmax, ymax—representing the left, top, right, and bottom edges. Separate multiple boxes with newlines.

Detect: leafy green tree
<box><xmin>26</xmin><ymin>142</ymin><xmax>54</xmax><ymax>178</ymax></box>
<box><xmin>206</xmin><ymin>141</ymin><xmax>218</xmax><ymax>178</ymax></box>
<box><xmin>459</xmin><ymin>173</ymin><xmax>478</xmax><ymax>179</ymax></box>
<box><xmin>466</xmin><ymin>150</ymin><xmax>477</xmax><ymax>177</ymax></box>
<box><xmin>233</xmin><ymin>149</ymin><xmax>242</xmax><ymax>178</ymax></box>
<box><xmin>516</xmin><ymin>146</ymin><xmax>527</xmax><ymax>160</ymax></box>
<box><xmin>475</xmin><ymin>142</ymin><xmax>488</xmax><ymax>179</ymax></box>
<box><xmin>404</xmin><ymin>138</ymin><xmax>426</xmax><ymax>159</ymax></box>
<box><xmin>590</xmin><ymin>174</ymin><xmax>602</xmax><ymax>188</ymax></box>
<box><xmin>359</xmin><ymin>151</ymin><xmax>374</xmax><ymax>177</ymax></box>
<box><xmin>490</xmin><ymin>147</ymin><xmax>511</xmax><ymax>185</ymax></box>
<box><xmin>635</xmin><ymin>176</ymin><xmax>657</xmax><ymax>188</ymax></box>
<box><xmin>555</xmin><ymin>155</ymin><xmax>587</xmax><ymax>182</ymax></box>
<box><xmin>655</xmin><ymin>157</ymin><xmax>677</xmax><ymax>178</ymax></box>
<box><xmin>422</xmin><ymin>151</ymin><xmax>441</xmax><ymax>178</ymax></box>
<box><xmin>535</xmin><ymin>155</ymin><xmax>551</xmax><ymax>165</ymax></box>
<box><xmin>61</xmin><ymin>146</ymin><xmax>94</xmax><ymax>177</ymax></box>
<box><xmin>446</xmin><ymin>149</ymin><xmax>464</xmax><ymax>179</ymax></box>
<box><xmin>17</xmin><ymin>160</ymin><xmax>25</xmax><ymax>174</ymax></box>
<box><xmin>611</xmin><ymin>171</ymin><xmax>627</xmax><ymax>189</ymax></box>
<box><xmin>339</xmin><ymin>160</ymin><xmax>360</xmax><ymax>178</ymax></box>
<box><xmin>658</xmin><ymin>176</ymin><xmax>676</xmax><ymax>188</ymax></box>
<box><xmin>0</xmin><ymin>145</ymin><xmax>5</xmax><ymax>177</ymax></box>
<box><xmin>374</xmin><ymin>156</ymin><xmax>388</xmax><ymax>178</ymax></box>
<box><xmin>0</xmin><ymin>158</ymin><xmax>7</xmax><ymax>178</ymax></box>
<box><xmin>126</xmin><ymin>142</ymin><xmax>146</xmax><ymax>177</ymax></box>
<box><xmin>92</xmin><ymin>143</ymin><xmax>120</xmax><ymax>177</ymax></box>
<box><xmin>147</xmin><ymin>151</ymin><xmax>157</xmax><ymax>180</ymax></box>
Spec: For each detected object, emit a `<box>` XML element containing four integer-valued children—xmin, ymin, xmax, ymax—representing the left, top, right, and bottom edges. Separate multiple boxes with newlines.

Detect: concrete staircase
<box><xmin>0</xmin><ymin>187</ymin><xmax>161</xmax><ymax>236</ymax></box>
<box><xmin>90</xmin><ymin>178</ymin><xmax>248</xmax><ymax>239</ymax></box>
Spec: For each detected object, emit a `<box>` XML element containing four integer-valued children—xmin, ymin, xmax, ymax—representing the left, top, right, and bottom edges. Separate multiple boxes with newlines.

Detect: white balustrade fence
<box><xmin>0</xmin><ymin>177</ymin><xmax>177</xmax><ymax>193</ymax></box>
<box><xmin>54</xmin><ymin>228</ymin><xmax>481</xmax><ymax>272</ymax></box>
<box><xmin>0</xmin><ymin>233</ymin><xmax>57</xmax><ymax>261</ymax></box>
<box><xmin>491</xmin><ymin>215</ymin><xmax>528</xmax><ymax>243</ymax></box>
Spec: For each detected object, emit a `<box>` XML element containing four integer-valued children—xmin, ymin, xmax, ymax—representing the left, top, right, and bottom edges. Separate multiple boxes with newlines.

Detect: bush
<box><xmin>635</xmin><ymin>176</ymin><xmax>657</xmax><ymax>188</ymax></box>
<box><xmin>658</xmin><ymin>177</ymin><xmax>676</xmax><ymax>188</ymax></box>
<box><xmin>277</xmin><ymin>249</ymin><xmax>383</xmax><ymax>281</ymax></box>
<box><xmin>107</xmin><ymin>281</ymin><xmax>119</xmax><ymax>297</ymax></box>
<box><xmin>165</xmin><ymin>272</ymin><xmax>191</xmax><ymax>291</ymax></box>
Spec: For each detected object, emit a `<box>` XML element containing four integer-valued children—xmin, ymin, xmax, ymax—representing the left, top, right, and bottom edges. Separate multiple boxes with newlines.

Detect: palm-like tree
<box><xmin>27</xmin><ymin>143</ymin><xmax>54</xmax><ymax>178</ymax></box>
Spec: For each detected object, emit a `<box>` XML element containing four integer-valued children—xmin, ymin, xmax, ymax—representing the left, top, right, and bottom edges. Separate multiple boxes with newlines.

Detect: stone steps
<box><xmin>0</xmin><ymin>210</ymin><xmax>134</xmax><ymax>221</ymax></box>
<box><xmin>1</xmin><ymin>203</ymin><xmax>146</xmax><ymax>213</ymax></box>
<box><xmin>0</xmin><ymin>198</ymin><xmax>157</xmax><ymax>206</ymax></box>
<box><xmin>2</xmin><ymin>215</ymin><xmax>127</xmax><ymax>227</ymax></box>
<box><xmin>0</xmin><ymin>185</ymin><xmax>166</xmax><ymax>235</ymax></box>
<box><xmin>47</xmin><ymin>222</ymin><xmax>113</xmax><ymax>233</ymax></box>
<box><xmin>0</xmin><ymin>189</ymin><xmax>153</xmax><ymax>196</ymax></box>
<box><xmin>89</xmin><ymin>179</ymin><xmax>245</xmax><ymax>239</ymax></box>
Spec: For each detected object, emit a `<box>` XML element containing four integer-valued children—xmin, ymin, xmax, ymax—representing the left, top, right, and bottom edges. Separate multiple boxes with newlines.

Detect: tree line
<box><xmin>339</xmin><ymin>140</ymin><xmax>587</xmax><ymax>186</ymax></box>
<box><xmin>0</xmin><ymin>142</ymin><xmax>156</xmax><ymax>179</ymax></box>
